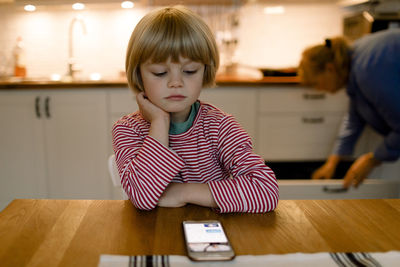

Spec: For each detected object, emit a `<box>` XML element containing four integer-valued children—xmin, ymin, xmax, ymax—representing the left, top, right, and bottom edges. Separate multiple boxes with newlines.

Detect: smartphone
<box><xmin>182</xmin><ymin>220</ymin><xmax>235</xmax><ymax>261</ymax></box>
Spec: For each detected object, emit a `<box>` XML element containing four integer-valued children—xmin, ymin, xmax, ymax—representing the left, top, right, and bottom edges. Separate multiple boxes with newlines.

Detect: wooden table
<box><xmin>1</xmin><ymin>199</ymin><xmax>399</xmax><ymax>266</ymax></box>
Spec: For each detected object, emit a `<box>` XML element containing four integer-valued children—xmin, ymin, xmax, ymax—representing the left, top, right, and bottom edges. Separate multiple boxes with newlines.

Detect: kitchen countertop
<box><xmin>0</xmin><ymin>75</ymin><xmax>300</xmax><ymax>89</ymax></box>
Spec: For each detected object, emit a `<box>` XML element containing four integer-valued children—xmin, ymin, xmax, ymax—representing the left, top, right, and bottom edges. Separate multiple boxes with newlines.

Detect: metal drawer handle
<box><xmin>35</xmin><ymin>96</ymin><xmax>41</xmax><ymax>118</ymax></box>
<box><xmin>302</xmin><ymin>117</ymin><xmax>325</xmax><ymax>124</ymax></box>
<box><xmin>45</xmin><ymin>96</ymin><xmax>51</xmax><ymax>118</ymax></box>
<box><xmin>323</xmin><ymin>186</ymin><xmax>348</xmax><ymax>193</ymax></box>
<box><xmin>303</xmin><ymin>93</ymin><xmax>326</xmax><ymax>100</ymax></box>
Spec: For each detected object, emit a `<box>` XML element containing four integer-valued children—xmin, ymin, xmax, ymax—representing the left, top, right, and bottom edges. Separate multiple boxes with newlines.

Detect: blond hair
<box><xmin>125</xmin><ymin>6</ymin><xmax>219</xmax><ymax>93</ymax></box>
<box><xmin>299</xmin><ymin>37</ymin><xmax>351</xmax><ymax>86</ymax></box>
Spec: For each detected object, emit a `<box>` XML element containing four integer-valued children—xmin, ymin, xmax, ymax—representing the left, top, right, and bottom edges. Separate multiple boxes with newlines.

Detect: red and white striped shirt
<box><xmin>112</xmin><ymin>102</ymin><xmax>279</xmax><ymax>213</ymax></box>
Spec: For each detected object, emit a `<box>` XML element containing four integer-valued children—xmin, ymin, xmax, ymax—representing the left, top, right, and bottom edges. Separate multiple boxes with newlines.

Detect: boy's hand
<box><xmin>136</xmin><ymin>92</ymin><xmax>170</xmax><ymax>146</ymax></box>
<box><xmin>158</xmin><ymin>183</ymin><xmax>187</xmax><ymax>208</ymax></box>
<box><xmin>136</xmin><ymin>92</ymin><xmax>169</xmax><ymax>124</ymax></box>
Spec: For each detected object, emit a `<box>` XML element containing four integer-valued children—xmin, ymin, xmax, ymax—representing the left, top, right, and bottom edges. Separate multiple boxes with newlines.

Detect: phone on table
<box><xmin>182</xmin><ymin>220</ymin><xmax>235</xmax><ymax>261</ymax></box>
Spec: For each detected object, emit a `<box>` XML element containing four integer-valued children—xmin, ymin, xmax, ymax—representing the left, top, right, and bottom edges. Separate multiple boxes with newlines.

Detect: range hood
<box><xmin>343</xmin><ymin>10</ymin><xmax>400</xmax><ymax>41</ymax></box>
<box><xmin>339</xmin><ymin>0</ymin><xmax>400</xmax><ymax>14</ymax></box>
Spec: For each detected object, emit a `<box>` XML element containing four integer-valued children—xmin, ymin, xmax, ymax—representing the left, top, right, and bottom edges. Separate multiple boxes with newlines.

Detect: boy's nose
<box><xmin>168</xmin><ymin>74</ymin><xmax>183</xmax><ymax>88</ymax></box>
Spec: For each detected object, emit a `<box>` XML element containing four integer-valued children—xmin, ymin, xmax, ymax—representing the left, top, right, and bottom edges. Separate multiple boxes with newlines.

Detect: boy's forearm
<box><xmin>148</xmin><ymin>117</ymin><xmax>170</xmax><ymax>147</ymax></box>
<box><xmin>182</xmin><ymin>183</ymin><xmax>218</xmax><ymax>208</ymax></box>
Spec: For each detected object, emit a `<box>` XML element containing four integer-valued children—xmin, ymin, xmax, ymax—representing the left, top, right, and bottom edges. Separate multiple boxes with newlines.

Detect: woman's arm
<box><xmin>331</xmin><ymin>101</ymin><xmax>366</xmax><ymax>157</ymax></box>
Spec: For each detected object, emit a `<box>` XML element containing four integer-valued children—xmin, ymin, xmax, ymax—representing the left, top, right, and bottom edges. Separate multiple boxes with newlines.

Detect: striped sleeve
<box><xmin>112</xmin><ymin>122</ymin><xmax>185</xmax><ymax>210</ymax></box>
<box><xmin>208</xmin><ymin>116</ymin><xmax>279</xmax><ymax>213</ymax></box>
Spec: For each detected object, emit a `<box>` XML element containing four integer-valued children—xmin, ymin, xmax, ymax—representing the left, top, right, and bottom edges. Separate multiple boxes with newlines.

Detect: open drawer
<box><xmin>278</xmin><ymin>179</ymin><xmax>400</xmax><ymax>200</ymax></box>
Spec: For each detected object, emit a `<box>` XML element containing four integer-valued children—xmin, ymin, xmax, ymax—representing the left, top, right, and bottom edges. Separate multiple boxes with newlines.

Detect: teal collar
<box><xmin>169</xmin><ymin>101</ymin><xmax>200</xmax><ymax>135</ymax></box>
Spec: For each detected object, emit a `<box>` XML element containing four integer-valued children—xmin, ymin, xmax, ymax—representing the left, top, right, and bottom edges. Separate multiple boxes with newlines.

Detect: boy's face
<box><xmin>140</xmin><ymin>56</ymin><xmax>205</xmax><ymax>122</ymax></box>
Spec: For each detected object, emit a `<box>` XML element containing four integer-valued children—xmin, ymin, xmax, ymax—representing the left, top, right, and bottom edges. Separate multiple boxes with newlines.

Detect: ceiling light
<box><xmin>24</xmin><ymin>5</ymin><xmax>36</xmax><ymax>12</ymax></box>
<box><xmin>72</xmin><ymin>3</ymin><xmax>85</xmax><ymax>10</ymax></box>
<box><xmin>121</xmin><ymin>1</ymin><xmax>134</xmax><ymax>9</ymax></box>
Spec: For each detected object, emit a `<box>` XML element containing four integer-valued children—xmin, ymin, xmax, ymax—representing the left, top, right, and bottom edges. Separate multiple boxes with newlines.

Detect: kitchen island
<box><xmin>0</xmin><ymin>199</ymin><xmax>399</xmax><ymax>266</ymax></box>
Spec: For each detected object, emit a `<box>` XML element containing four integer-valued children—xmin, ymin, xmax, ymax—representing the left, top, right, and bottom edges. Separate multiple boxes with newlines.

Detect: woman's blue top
<box><xmin>333</xmin><ymin>29</ymin><xmax>400</xmax><ymax>161</ymax></box>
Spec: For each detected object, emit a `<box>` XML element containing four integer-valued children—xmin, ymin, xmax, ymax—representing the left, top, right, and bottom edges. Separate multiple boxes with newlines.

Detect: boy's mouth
<box><xmin>166</xmin><ymin>95</ymin><xmax>186</xmax><ymax>100</ymax></box>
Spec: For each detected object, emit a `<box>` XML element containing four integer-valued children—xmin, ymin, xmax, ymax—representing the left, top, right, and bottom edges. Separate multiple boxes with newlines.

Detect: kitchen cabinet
<box><xmin>256</xmin><ymin>86</ymin><xmax>351</xmax><ymax>161</ymax></box>
<box><xmin>0</xmin><ymin>89</ymin><xmax>110</xmax><ymax>210</ymax></box>
<box><xmin>0</xmin><ymin>91</ymin><xmax>47</xmax><ymax>210</ymax></box>
<box><xmin>200</xmin><ymin>87</ymin><xmax>258</xmax><ymax>146</ymax></box>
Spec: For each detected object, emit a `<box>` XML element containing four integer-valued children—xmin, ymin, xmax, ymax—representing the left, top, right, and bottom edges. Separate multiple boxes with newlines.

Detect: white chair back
<box><xmin>108</xmin><ymin>154</ymin><xmax>129</xmax><ymax>200</ymax></box>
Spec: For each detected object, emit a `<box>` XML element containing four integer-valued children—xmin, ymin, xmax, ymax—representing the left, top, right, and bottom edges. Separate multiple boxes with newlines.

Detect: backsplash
<box><xmin>0</xmin><ymin>1</ymin><xmax>346</xmax><ymax>80</ymax></box>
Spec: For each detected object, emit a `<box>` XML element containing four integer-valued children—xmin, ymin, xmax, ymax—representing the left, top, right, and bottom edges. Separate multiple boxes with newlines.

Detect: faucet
<box><xmin>68</xmin><ymin>15</ymin><xmax>87</xmax><ymax>79</ymax></box>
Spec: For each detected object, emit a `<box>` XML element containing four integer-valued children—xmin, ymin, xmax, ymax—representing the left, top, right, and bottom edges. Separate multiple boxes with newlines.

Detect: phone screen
<box><xmin>183</xmin><ymin>222</ymin><xmax>231</xmax><ymax>252</ymax></box>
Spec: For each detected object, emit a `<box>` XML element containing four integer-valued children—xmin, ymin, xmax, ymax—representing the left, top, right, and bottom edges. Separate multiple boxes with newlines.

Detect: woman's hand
<box><xmin>343</xmin><ymin>152</ymin><xmax>381</xmax><ymax>188</ymax></box>
<box><xmin>312</xmin><ymin>155</ymin><xmax>340</xmax><ymax>180</ymax></box>
<box><xmin>136</xmin><ymin>92</ymin><xmax>170</xmax><ymax>146</ymax></box>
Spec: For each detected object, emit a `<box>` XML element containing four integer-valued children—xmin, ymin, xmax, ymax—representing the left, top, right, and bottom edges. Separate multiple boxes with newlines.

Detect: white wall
<box><xmin>0</xmin><ymin>5</ymin><xmax>147</xmax><ymax>79</ymax></box>
<box><xmin>237</xmin><ymin>1</ymin><xmax>345</xmax><ymax>68</ymax></box>
<box><xmin>0</xmin><ymin>1</ymin><xmax>346</xmax><ymax>79</ymax></box>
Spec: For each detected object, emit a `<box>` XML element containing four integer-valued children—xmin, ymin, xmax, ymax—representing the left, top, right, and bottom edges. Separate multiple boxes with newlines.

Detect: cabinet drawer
<box><xmin>257</xmin><ymin>113</ymin><xmax>344</xmax><ymax>160</ymax></box>
<box><xmin>109</xmin><ymin>89</ymin><xmax>138</xmax><ymax>114</ymax></box>
<box><xmin>200</xmin><ymin>87</ymin><xmax>257</xmax><ymax>141</ymax></box>
<box><xmin>258</xmin><ymin>87</ymin><xmax>348</xmax><ymax>113</ymax></box>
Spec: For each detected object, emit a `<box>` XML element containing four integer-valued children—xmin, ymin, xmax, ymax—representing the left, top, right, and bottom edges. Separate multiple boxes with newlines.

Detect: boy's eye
<box><xmin>184</xmin><ymin>70</ymin><xmax>198</xmax><ymax>75</ymax></box>
<box><xmin>152</xmin><ymin>72</ymin><xmax>166</xmax><ymax>77</ymax></box>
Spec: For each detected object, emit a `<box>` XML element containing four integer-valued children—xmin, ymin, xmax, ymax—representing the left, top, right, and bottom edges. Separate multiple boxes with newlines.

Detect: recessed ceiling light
<box><xmin>24</xmin><ymin>5</ymin><xmax>36</xmax><ymax>12</ymax></box>
<box><xmin>72</xmin><ymin>3</ymin><xmax>85</xmax><ymax>10</ymax></box>
<box><xmin>121</xmin><ymin>1</ymin><xmax>134</xmax><ymax>9</ymax></box>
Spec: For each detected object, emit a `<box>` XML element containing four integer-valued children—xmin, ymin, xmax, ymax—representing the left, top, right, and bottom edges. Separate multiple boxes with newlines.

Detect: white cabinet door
<box><xmin>200</xmin><ymin>87</ymin><xmax>258</xmax><ymax>146</ymax></box>
<box><xmin>0</xmin><ymin>91</ymin><xmax>47</xmax><ymax>210</ymax></box>
<box><xmin>44</xmin><ymin>90</ymin><xmax>110</xmax><ymax>199</ymax></box>
<box><xmin>256</xmin><ymin>87</ymin><xmax>348</xmax><ymax>161</ymax></box>
<box><xmin>0</xmin><ymin>89</ymin><xmax>111</xmax><ymax>210</ymax></box>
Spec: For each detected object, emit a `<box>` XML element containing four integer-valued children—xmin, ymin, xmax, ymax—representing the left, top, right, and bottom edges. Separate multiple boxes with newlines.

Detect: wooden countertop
<box><xmin>0</xmin><ymin>75</ymin><xmax>300</xmax><ymax>89</ymax></box>
<box><xmin>0</xmin><ymin>199</ymin><xmax>399</xmax><ymax>266</ymax></box>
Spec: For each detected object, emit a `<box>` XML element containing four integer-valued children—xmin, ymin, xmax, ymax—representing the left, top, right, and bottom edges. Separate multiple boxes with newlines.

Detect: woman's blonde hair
<box><xmin>125</xmin><ymin>5</ymin><xmax>219</xmax><ymax>93</ymax></box>
<box><xmin>299</xmin><ymin>37</ymin><xmax>351</xmax><ymax>86</ymax></box>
